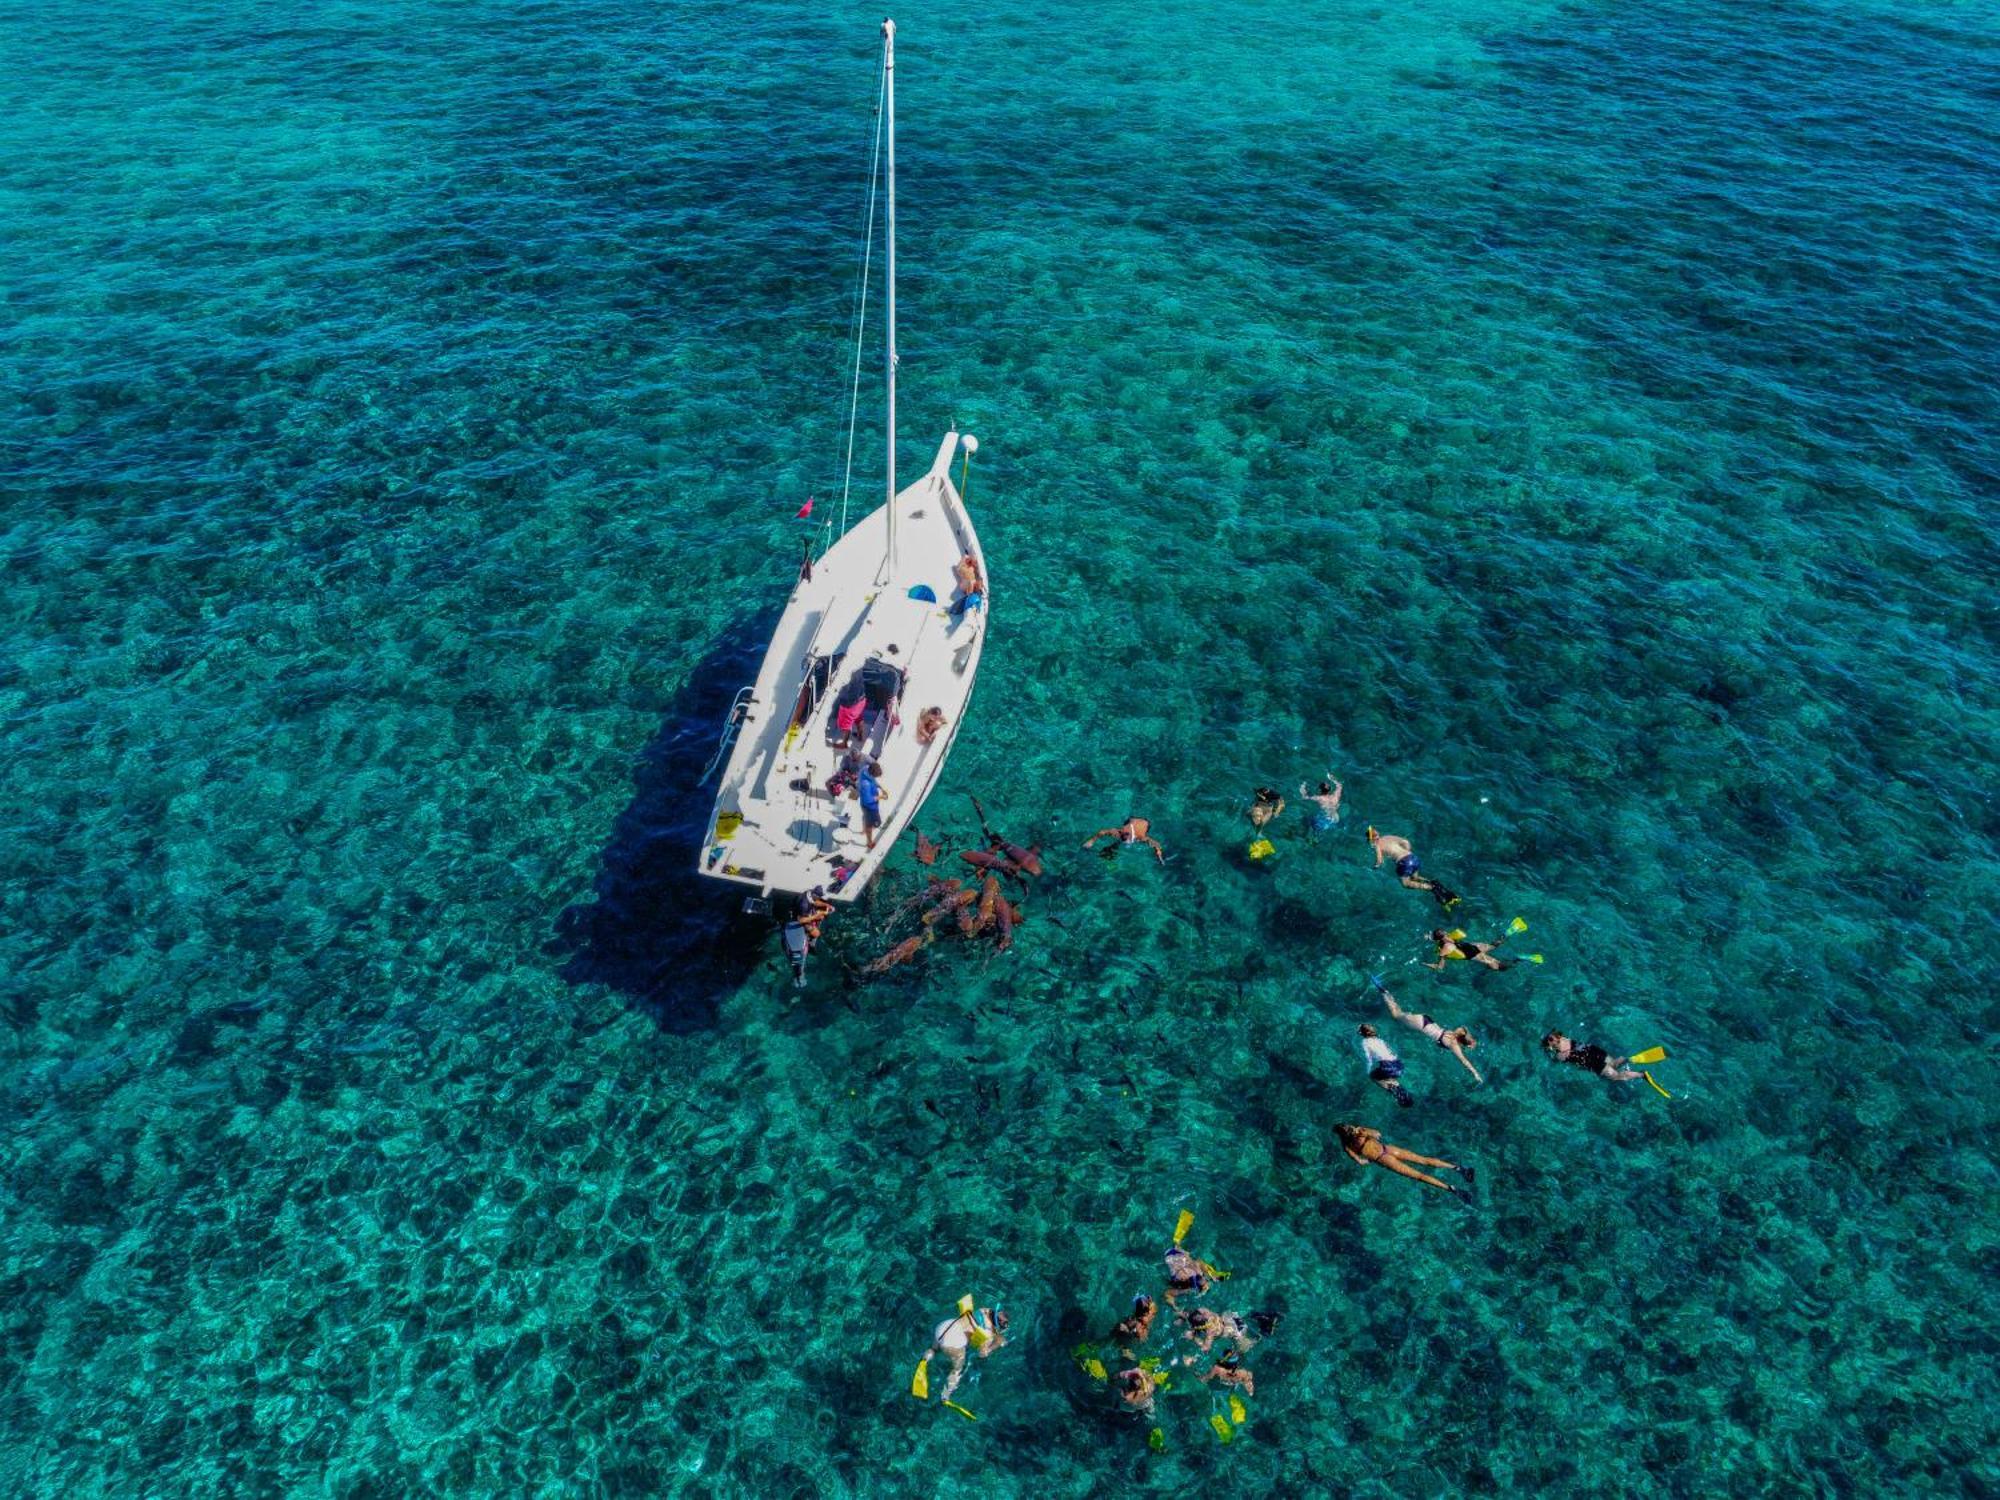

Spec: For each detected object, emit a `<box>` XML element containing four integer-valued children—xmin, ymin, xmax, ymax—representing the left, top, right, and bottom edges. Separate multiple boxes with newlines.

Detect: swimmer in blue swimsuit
<box><xmin>1367</xmin><ymin>826</ymin><xmax>1460</xmax><ymax>909</ymax></box>
<box><xmin>1300</xmin><ymin>778</ymin><xmax>1343</xmax><ymax>836</ymax></box>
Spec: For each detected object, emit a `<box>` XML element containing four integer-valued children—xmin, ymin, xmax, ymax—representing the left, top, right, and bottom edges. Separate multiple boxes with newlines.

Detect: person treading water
<box><xmin>1249</xmin><ymin>787</ymin><xmax>1285</xmax><ymax>830</ymax></box>
<box><xmin>1300</xmin><ymin>778</ymin><xmax>1343</xmax><ymax>836</ymax></box>
<box><xmin>926</xmin><ymin>1303</ymin><xmax>1008</xmax><ymax>1403</ymax></box>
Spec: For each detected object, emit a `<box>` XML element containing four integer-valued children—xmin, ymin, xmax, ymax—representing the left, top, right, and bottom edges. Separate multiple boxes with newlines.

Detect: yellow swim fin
<box><xmin>1247</xmin><ymin>838</ymin><xmax>1275</xmax><ymax>860</ymax></box>
<box><xmin>1085</xmin><ymin>1358</ymin><xmax>1107</xmax><ymax>1381</ymax></box>
<box><xmin>1230</xmin><ymin>1395</ymin><xmax>1248</xmax><ymax>1426</ymax></box>
<box><xmin>1210</xmin><ymin>1413</ymin><xmax>1234</xmax><ymax>1443</ymax></box>
<box><xmin>1525</xmin><ymin>953</ymin><xmax>1544</xmax><ymax>964</ymax></box>
<box><xmin>1173</xmin><ymin>1209</ymin><xmax>1195</xmax><ymax>1246</ymax></box>
<box><xmin>1447</xmin><ymin>928</ymin><xmax>1466</xmax><ymax>941</ymax></box>
<box><xmin>1148</xmin><ymin>1427</ymin><xmax>1166</xmax><ymax>1452</ymax></box>
<box><xmin>911</xmin><ymin>1356</ymin><xmax>930</xmax><ymax>1400</ymax></box>
<box><xmin>1507</xmin><ymin>916</ymin><xmax>1529</xmax><ymax>934</ymax></box>
<box><xmin>1644</xmin><ymin>1071</ymin><xmax>1673</xmax><ymax>1099</ymax></box>
<box><xmin>942</xmin><ymin>1399</ymin><xmax>977</xmax><ymax>1421</ymax></box>
<box><xmin>1629</xmin><ymin>1046</ymin><xmax>1667</xmax><ymax>1066</ymax></box>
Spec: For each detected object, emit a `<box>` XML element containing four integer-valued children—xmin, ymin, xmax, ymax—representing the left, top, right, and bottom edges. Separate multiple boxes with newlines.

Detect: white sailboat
<box><xmin>698</xmin><ymin>20</ymin><xmax>986</xmax><ymax>938</ymax></box>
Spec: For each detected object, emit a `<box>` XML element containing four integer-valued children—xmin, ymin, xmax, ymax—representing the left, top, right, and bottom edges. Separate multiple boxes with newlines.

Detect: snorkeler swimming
<box><xmin>1357</xmin><ymin>1023</ymin><xmax>1416</xmax><ymax>1107</ymax></box>
<box><xmin>1336</xmin><ymin>1123</ymin><xmax>1475</xmax><ymax>1201</ymax></box>
<box><xmin>1367</xmin><ymin>826</ymin><xmax>1461</xmax><ymax>909</ymax></box>
<box><xmin>1083</xmin><ymin>815</ymin><xmax>1166</xmax><ymax>863</ymax></box>
<box><xmin>1541</xmin><ymin>1031</ymin><xmax>1644</xmax><ymax>1083</ymax></box>
<box><xmin>1380</xmin><ymin>987</ymin><xmax>1482</xmax><ymax>1084</ymax></box>
<box><xmin>1426</xmin><ymin>928</ymin><xmax>1514</xmax><ymax>971</ymax></box>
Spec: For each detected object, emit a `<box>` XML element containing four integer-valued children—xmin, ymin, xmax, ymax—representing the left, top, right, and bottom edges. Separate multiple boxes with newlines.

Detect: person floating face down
<box><xmin>1426</xmin><ymin>928</ymin><xmax>1513</xmax><ymax>971</ymax></box>
<box><xmin>1083</xmin><ymin>815</ymin><xmax>1165</xmax><ymax>864</ymax></box>
<box><xmin>1367</xmin><ymin>826</ymin><xmax>1460</xmax><ymax>909</ymax></box>
<box><xmin>1380</xmin><ymin>987</ymin><xmax>1482</xmax><ymax>1085</ymax></box>
<box><xmin>1541</xmin><ymin>1031</ymin><xmax>1644</xmax><ymax>1082</ymax></box>
<box><xmin>1357</xmin><ymin>1023</ymin><xmax>1415</xmax><ymax>1107</ymax></box>
<box><xmin>1335</xmin><ymin>1123</ymin><xmax>1475</xmax><ymax>1203</ymax></box>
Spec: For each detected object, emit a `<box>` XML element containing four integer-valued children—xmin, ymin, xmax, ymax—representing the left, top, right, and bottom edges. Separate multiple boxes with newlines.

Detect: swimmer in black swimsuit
<box><xmin>1380</xmin><ymin>988</ymin><xmax>1482</xmax><ymax>1084</ymax></box>
<box><xmin>1542</xmin><ymin>1031</ymin><xmax>1643</xmax><ymax>1082</ymax></box>
<box><xmin>1426</xmin><ymin>928</ymin><xmax>1513</xmax><ymax>971</ymax></box>
<box><xmin>1162</xmin><ymin>1245</ymin><xmax>1217</xmax><ymax>1305</ymax></box>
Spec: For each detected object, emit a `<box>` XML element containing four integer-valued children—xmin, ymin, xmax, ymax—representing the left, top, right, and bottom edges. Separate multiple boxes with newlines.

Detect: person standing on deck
<box><xmin>856</xmin><ymin>761</ymin><xmax>886</xmax><ymax>850</ymax></box>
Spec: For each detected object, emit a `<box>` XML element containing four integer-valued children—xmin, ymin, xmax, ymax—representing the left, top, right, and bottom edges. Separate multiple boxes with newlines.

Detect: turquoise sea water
<box><xmin>4</xmin><ymin>0</ymin><xmax>1997</xmax><ymax>1493</ymax></box>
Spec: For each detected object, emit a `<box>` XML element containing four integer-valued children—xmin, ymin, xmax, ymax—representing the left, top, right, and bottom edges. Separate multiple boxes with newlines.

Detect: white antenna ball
<box><xmin>961</xmin><ymin>435</ymin><xmax>979</xmax><ymax>454</ymax></box>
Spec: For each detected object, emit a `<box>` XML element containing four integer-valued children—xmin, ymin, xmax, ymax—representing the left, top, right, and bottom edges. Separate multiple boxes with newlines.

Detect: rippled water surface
<box><xmin>3</xmin><ymin>0</ymin><xmax>1997</xmax><ymax>1494</ymax></box>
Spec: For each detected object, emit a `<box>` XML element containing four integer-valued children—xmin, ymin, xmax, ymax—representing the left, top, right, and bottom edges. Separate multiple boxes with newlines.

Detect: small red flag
<box><xmin>795</xmin><ymin>495</ymin><xmax>815</xmax><ymax>518</ymax></box>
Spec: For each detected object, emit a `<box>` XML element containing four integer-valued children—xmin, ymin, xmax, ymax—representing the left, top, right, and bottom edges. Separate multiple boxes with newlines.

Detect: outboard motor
<box><xmin>780</xmin><ymin>919</ymin><xmax>810</xmax><ymax>988</ymax></box>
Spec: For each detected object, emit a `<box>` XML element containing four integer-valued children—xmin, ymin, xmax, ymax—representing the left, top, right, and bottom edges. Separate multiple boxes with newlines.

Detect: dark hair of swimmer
<box><xmin>1358</xmin><ymin>1023</ymin><xmax>1378</xmax><ymax>1037</ymax></box>
<box><xmin>1542</xmin><ymin>1031</ymin><xmax>1566</xmax><ymax>1051</ymax></box>
<box><xmin>1133</xmin><ymin>1294</ymin><xmax>1154</xmax><ymax>1310</ymax></box>
<box><xmin>1119</xmin><ymin>1369</ymin><xmax>1143</xmax><ymax>1389</ymax></box>
<box><xmin>1455</xmin><ymin>1028</ymin><xmax>1477</xmax><ymax>1048</ymax></box>
<box><xmin>1430</xmin><ymin>928</ymin><xmax>1449</xmax><ymax>943</ymax></box>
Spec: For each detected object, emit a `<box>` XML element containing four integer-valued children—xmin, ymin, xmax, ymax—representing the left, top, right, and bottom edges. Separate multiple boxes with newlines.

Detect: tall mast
<box><xmin>882</xmin><ymin>18</ymin><xmax>898</xmax><ymax>577</ymax></box>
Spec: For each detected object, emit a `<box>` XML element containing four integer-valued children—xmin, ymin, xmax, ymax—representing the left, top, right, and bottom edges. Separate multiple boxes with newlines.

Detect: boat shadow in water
<box><xmin>550</xmin><ymin>619</ymin><xmax>781</xmax><ymax>1033</ymax></box>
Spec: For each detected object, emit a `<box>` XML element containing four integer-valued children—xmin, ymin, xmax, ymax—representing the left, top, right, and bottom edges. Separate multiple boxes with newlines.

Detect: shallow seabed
<box><xmin>3</xmin><ymin>0</ymin><xmax>1996</xmax><ymax>1494</ymax></box>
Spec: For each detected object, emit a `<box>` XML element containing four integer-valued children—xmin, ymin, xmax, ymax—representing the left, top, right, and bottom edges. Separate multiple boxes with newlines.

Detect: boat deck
<box><xmin>700</xmin><ymin>432</ymin><xmax>985</xmax><ymax>903</ymax></box>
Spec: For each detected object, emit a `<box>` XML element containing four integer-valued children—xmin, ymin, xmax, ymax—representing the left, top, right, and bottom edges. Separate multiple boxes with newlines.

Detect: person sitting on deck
<box><xmin>950</xmin><ymin>553</ymin><xmax>984</xmax><ymax>619</ymax></box>
<box><xmin>916</xmin><ymin>706</ymin><xmax>947</xmax><ymax>745</ymax></box>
